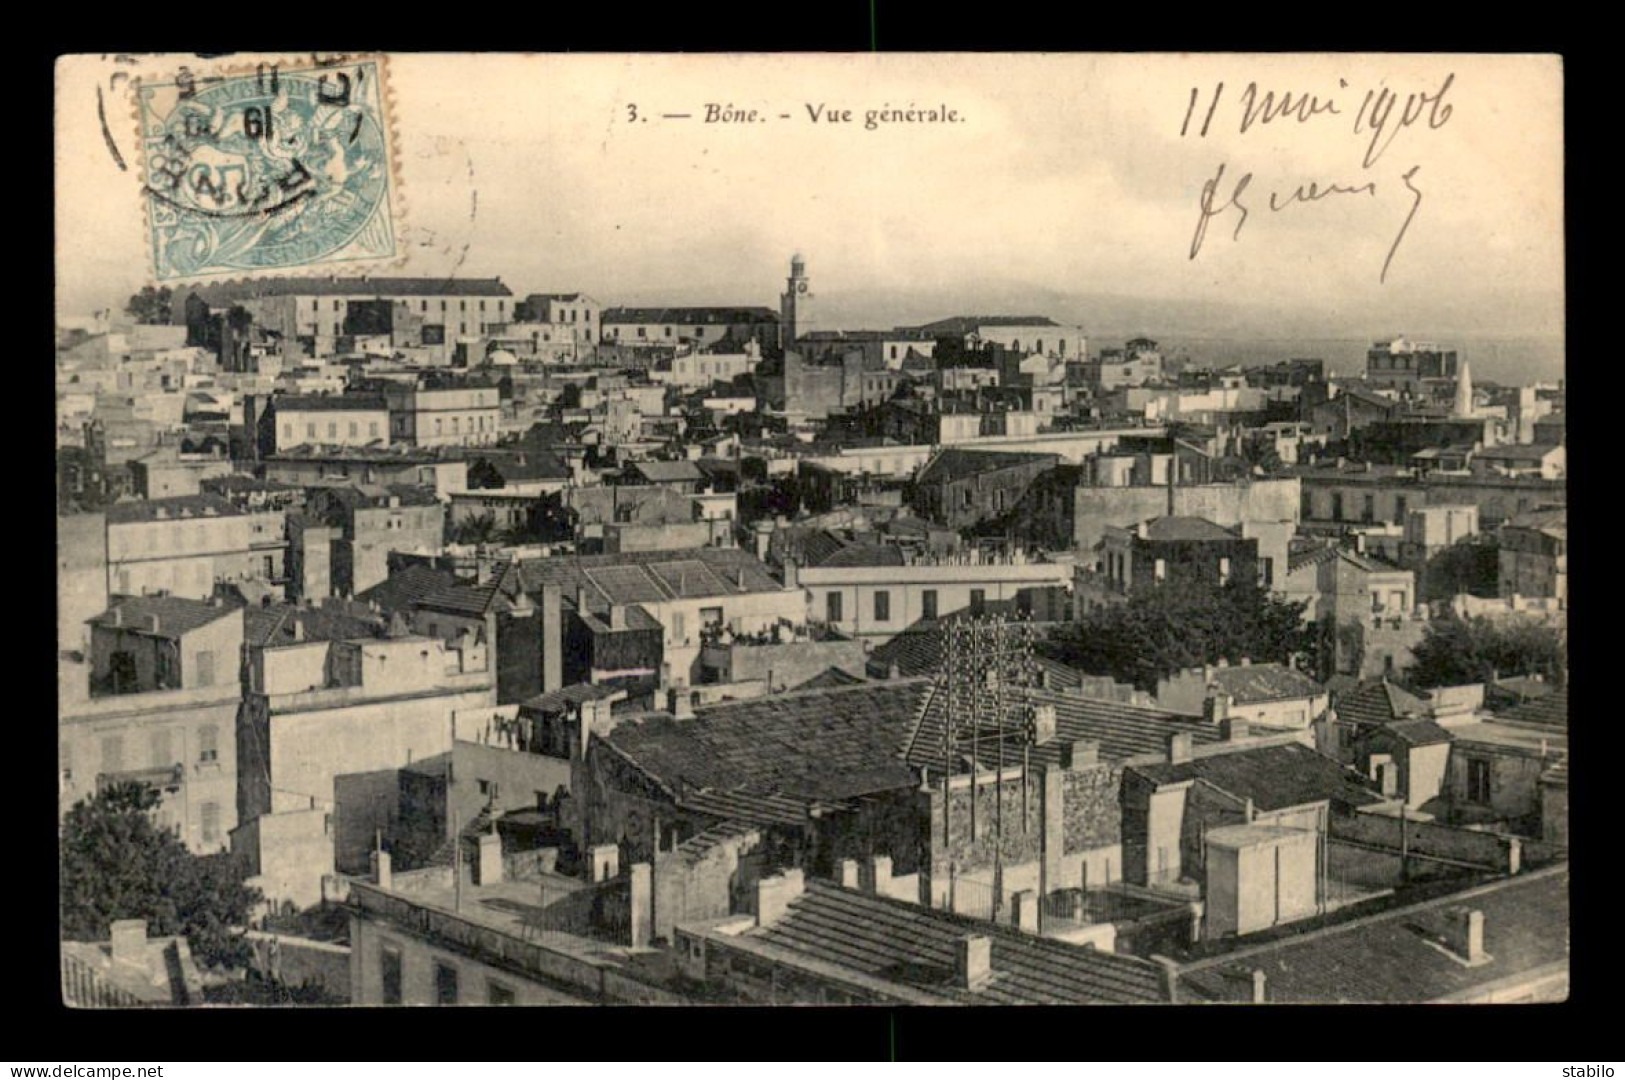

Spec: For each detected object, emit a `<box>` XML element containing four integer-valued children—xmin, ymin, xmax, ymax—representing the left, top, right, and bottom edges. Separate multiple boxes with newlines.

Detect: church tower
<box><xmin>779</xmin><ymin>254</ymin><xmax>816</xmax><ymax>349</ymax></box>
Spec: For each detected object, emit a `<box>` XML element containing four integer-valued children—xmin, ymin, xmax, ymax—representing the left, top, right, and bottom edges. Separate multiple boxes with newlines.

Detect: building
<box><xmin>779</xmin><ymin>254</ymin><xmax>818</xmax><ymax>347</ymax></box>
<box><xmin>261</xmin><ymin>445</ymin><xmax>470</xmax><ymax>499</ymax></box>
<box><xmin>1155</xmin><ymin>659</ymin><xmax>1330</xmax><ymax>732</ymax></box>
<box><xmin>1294</xmin><ymin>460</ymin><xmax>1564</xmax><ymax>532</ymax></box>
<box><xmin>384</xmin><ymin>384</ymin><xmax>502</xmax><ymax>447</ymax></box>
<box><xmin>268</xmin><ymin>394</ymin><xmax>391</xmax><ymax>453</ymax></box>
<box><xmin>1096</xmin><ymin>516</ymin><xmax>1259</xmax><ymax>595</ymax></box>
<box><xmin>301</xmin><ymin>486</ymin><xmax>445</xmax><ymax>597</ymax></box>
<box><xmin>1440</xmin><ymin>714</ymin><xmax>1567</xmax><ymax>839</ymax></box>
<box><xmin>516</xmin><ymin>292</ymin><xmax>601</xmax><ymax>344</ymax></box>
<box><xmin>1364</xmin><ymin>337</ymin><xmax>1460</xmax><ymax>393</ymax></box>
<box><xmin>128</xmin><ymin>446</ymin><xmax>234</xmax><ymax>499</ymax></box>
<box><xmin>904</xmin><ymin>316</ymin><xmax>1086</xmax><ymax>361</ymax></box>
<box><xmin>674</xmin><ymin>874</ymin><xmax>1171</xmax><ymax>1004</ymax></box>
<box><xmin>1497</xmin><ymin>508</ymin><xmax>1566</xmax><ymax>601</ymax></box>
<box><xmin>179</xmin><ymin>277</ymin><xmax>516</xmax><ymax>363</ymax></box>
<box><xmin>1473</xmin><ymin>443</ymin><xmax>1566</xmax><ymax>481</ymax></box>
<box><xmin>601</xmin><ymin>307</ymin><xmax>779</xmax><ymax>351</ymax></box>
<box><xmin>1177</xmin><ymin>865</ymin><xmax>1568</xmax><ymax>1003</ymax></box>
<box><xmin>910</xmin><ymin>449</ymin><xmax>1060</xmax><ymax>532</ymax></box>
<box><xmin>794</xmin><ymin>547</ymin><xmax>1074</xmax><ymax>643</ymax></box>
<box><xmin>105</xmin><ymin>495</ymin><xmax>257</xmax><ymax>601</ymax></box>
<box><xmin>61</xmin><ymin>920</ymin><xmax>205</xmax><ymax>1007</ymax></box>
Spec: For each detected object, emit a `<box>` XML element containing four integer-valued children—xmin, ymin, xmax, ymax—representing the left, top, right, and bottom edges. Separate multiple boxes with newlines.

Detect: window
<box><xmin>487</xmin><ymin>981</ymin><xmax>515</xmax><ymax>1005</ymax></box>
<box><xmin>1467</xmin><ymin>758</ymin><xmax>1493</xmax><ymax>804</ymax></box>
<box><xmin>670</xmin><ymin>612</ymin><xmax>686</xmax><ymax>642</ymax></box>
<box><xmin>349</xmin><ymin>421</ymin><xmax>358</xmax><ymax>438</ymax></box>
<box><xmin>333</xmin><ymin>301</ymin><xmax>341</xmax><ymax>312</ymax></box>
<box><xmin>435</xmin><ymin>963</ymin><xmax>459</xmax><ymax>1004</ymax></box>
<box><xmin>327</xmin><ymin>422</ymin><xmax>337</xmax><ymax>439</ymax></box>
<box><xmin>312</xmin><ymin>299</ymin><xmax>319</xmax><ymax>311</ymax></box>
<box><xmin>1362</xmin><ymin>494</ymin><xmax>1376</xmax><ymax>523</ymax></box>
<box><xmin>1395</xmin><ymin>495</ymin><xmax>1408</xmax><ymax>521</ymax></box>
<box><xmin>282</xmin><ymin>423</ymin><xmax>292</xmax><ymax>442</ymax></box>
<box><xmin>874</xmin><ymin>590</ymin><xmax>890</xmax><ymax>622</ymax></box>
<box><xmin>1261</xmin><ymin>557</ymin><xmax>1274</xmax><ymax>588</ymax></box>
<box><xmin>700</xmin><ymin>606</ymin><xmax>723</xmax><ymax>628</ymax></box>
<box><xmin>460</xmin><ymin>300</ymin><xmax>467</xmax><ymax>312</ymax></box>
<box><xmin>306</xmin><ymin>422</ymin><xmax>317</xmax><ymax>439</ymax></box>
<box><xmin>194</xmin><ymin>651</ymin><xmax>215</xmax><ymax>687</ymax></box>
<box><xmin>478</xmin><ymin>779</ymin><xmax>499</xmax><ymax>801</ymax></box>
<box><xmin>380</xmin><ymin>944</ymin><xmax>403</xmax><ymax>1004</ymax></box>
<box><xmin>479</xmin><ymin>300</ymin><xmax>486</xmax><ymax>312</ymax></box>
<box><xmin>1331</xmin><ymin>493</ymin><xmax>1345</xmax><ymax>521</ymax></box>
<box><xmin>200</xmin><ymin>802</ymin><xmax>220</xmax><ymax>844</ymax></box>
<box><xmin>921</xmin><ymin>589</ymin><xmax>938</xmax><ymax>621</ymax></box>
<box><xmin>198</xmin><ymin>725</ymin><xmax>219</xmax><ymax>763</ymax></box>
<box><xmin>961</xmin><ymin>489</ymin><xmax>973</xmax><ymax>509</ymax></box>
<box><xmin>101</xmin><ymin>736</ymin><xmax>123</xmax><ymax>774</ymax></box>
<box><xmin>826</xmin><ymin>592</ymin><xmax>843</xmax><ymax>623</ymax></box>
<box><xmin>970</xmin><ymin>588</ymin><xmax>986</xmax><ymax>613</ymax></box>
<box><xmin>420</xmin><ymin>301</ymin><xmax>428</xmax><ymax>313</ymax></box>
<box><xmin>369</xmin><ymin>421</ymin><xmax>380</xmax><ymax>438</ymax></box>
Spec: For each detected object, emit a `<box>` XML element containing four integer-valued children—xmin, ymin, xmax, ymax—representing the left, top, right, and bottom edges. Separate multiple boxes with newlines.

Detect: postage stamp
<box><xmin>133</xmin><ymin>55</ymin><xmax>401</xmax><ymax>282</ymax></box>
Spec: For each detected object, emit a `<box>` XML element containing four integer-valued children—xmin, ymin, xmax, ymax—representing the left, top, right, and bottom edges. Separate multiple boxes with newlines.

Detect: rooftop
<box><xmin>1178</xmin><ymin>865</ymin><xmax>1568</xmax><ymax>1003</ymax></box>
<box><xmin>1184</xmin><ymin>661</ymin><xmax>1327</xmax><ymax>706</ymax></box>
<box><xmin>91</xmin><ymin>595</ymin><xmax>240</xmax><ymax>639</ymax></box>
<box><xmin>1334</xmin><ymin>679</ymin><xmax>1433</xmax><ymax>727</ymax></box>
<box><xmin>1492</xmin><ymin>686</ymin><xmax>1568</xmax><ymax>729</ymax></box>
<box><xmin>712</xmin><ymin>879</ymin><xmax>1168</xmax><ymax>1005</ymax></box>
<box><xmin>274</xmin><ymin>393</ymin><xmax>389</xmax><ymax>412</ymax></box>
<box><xmin>916</xmin><ymin>448</ymin><xmax>1058</xmax><ymax>486</ymax></box>
<box><xmin>104</xmin><ymin>493</ymin><xmax>243</xmax><ymax>524</ymax></box>
<box><xmin>1127</xmin><ymin>516</ymin><xmax>1241</xmax><ymax>543</ymax></box>
<box><xmin>603</xmin><ymin>307</ymin><xmax>779</xmax><ymax>325</ymax></box>
<box><xmin>187</xmin><ymin>277</ymin><xmax>513</xmax><ymax>301</ymax></box>
<box><xmin>243</xmin><ymin>603</ymin><xmax>387</xmax><ymax>647</ymax></box>
<box><xmin>518</xmin><ymin>548</ymin><xmax>782</xmax><ymax>609</ymax></box>
<box><xmin>1131</xmin><ymin>742</ymin><xmax>1385</xmax><ymax>812</ymax></box>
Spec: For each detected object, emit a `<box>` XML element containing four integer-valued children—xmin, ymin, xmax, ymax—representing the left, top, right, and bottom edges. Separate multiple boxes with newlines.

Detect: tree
<box><xmin>60</xmin><ymin>783</ymin><xmax>263</xmax><ymax>969</ymax></box>
<box><xmin>447</xmin><ymin>511</ymin><xmax>499</xmax><ymax>546</ymax></box>
<box><xmin>1407</xmin><ymin>615</ymin><xmax>1566</xmax><ymax>689</ymax></box>
<box><xmin>1238</xmin><ymin>433</ymin><xmax>1284</xmax><ymax>475</ymax></box>
<box><xmin>467</xmin><ymin>458</ymin><xmax>506</xmax><ymax>490</ymax></box>
<box><xmin>1046</xmin><ymin>578</ymin><xmax>1313</xmax><ymax>691</ymax></box>
<box><xmin>124</xmin><ymin>286</ymin><xmax>174</xmax><ymax>326</ymax></box>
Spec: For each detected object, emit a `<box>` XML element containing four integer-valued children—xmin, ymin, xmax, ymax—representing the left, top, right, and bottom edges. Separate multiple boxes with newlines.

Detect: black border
<box><xmin>37</xmin><ymin>17</ymin><xmax>1604</xmax><ymax>1063</ymax></box>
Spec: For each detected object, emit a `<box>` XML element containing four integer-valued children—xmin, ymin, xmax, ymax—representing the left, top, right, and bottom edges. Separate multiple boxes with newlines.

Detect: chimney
<box><xmin>371</xmin><ymin>848</ymin><xmax>392</xmax><ymax>889</ymax></box>
<box><xmin>1251</xmin><ymin>969</ymin><xmax>1268</xmax><ymax>1004</ymax></box>
<box><xmin>1355</xmin><ymin>532</ymin><xmax>1367</xmax><ymax>554</ymax></box>
<box><xmin>144</xmin><ymin>613</ymin><xmax>160</xmax><ymax>633</ymax></box>
<box><xmin>577</xmin><ymin>585</ymin><xmax>592</xmax><ymax>616</ymax></box>
<box><xmin>783</xmin><ymin>558</ymin><xmax>799</xmax><ymax>590</ymax></box>
<box><xmin>755</xmin><ymin>869</ymin><xmax>805</xmax><ymax>926</ymax></box>
<box><xmin>476</xmin><ymin>832</ymin><xmax>502</xmax><ymax>886</ymax></box>
<box><xmin>668</xmin><ymin>685</ymin><xmax>695</xmax><ymax>720</ymax></box>
<box><xmin>1167</xmin><ymin>732</ymin><xmax>1193</xmax><ymax>764</ymax></box>
<box><xmin>1215</xmin><ymin>657</ymin><xmax>1229</xmax><ymax>668</ymax></box>
<box><xmin>955</xmin><ymin>935</ymin><xmax>993</xmax><ymax>990</ymax></box>
<box><xmin>1239</xmin><ymin>656</ymin><xmax>1251</xmax><ymax>667</ymax></box>
<box><xmin>110</xmin><ymin>607</ymin><xmax>123</xmax><ymax>627</ymax></box>
<box><xmin>1031</xmin><ymin>704</ymin><xmax>1058</xmax><ymax>744</ymax></box>
<box><xmin>1060</xmin><ymin>739</ymin><xmax>1099</xmax><ymax>770</ymax></box>
<box><xmin>1444</xmin><ymin>908</ymin><xmax>1488</xmax><ymax>965</ymax></box>
<box><xmin>839</xmin><ymin>859</ymin><xmax>860</xmax><ymax>889</ymax></box>
<box><xmin>1220</xmin><ymin>716</ymin><xmax>1250</xmax><ymax>742</ymax></box>
<box><xmin>609</xmin><ymin>604</ymin><xmax>627</xmax><ymax>631</ymax></box>
<box><xmin>109</xmin><ymin>919</ymin><xmax>148</xmax><ymax>968</ymax></box>
<box><xmin>292</xmin><ymin>618</ymin><xmax>305</xmax><ymax>643</ymax></box>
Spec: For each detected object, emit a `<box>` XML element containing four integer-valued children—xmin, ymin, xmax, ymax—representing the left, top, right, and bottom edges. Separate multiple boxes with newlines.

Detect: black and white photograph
<box><xmin>53</xmin><ymin>51</ymin><xmax>1567</xmax><ymax>1008</ymax></box>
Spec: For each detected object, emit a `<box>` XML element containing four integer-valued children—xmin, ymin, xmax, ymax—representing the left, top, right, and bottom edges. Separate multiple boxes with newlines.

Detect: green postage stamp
<box><xmin>134</xmin><ymin>54</ymin><xmax>400</xmax><ymax>282</ymax></box>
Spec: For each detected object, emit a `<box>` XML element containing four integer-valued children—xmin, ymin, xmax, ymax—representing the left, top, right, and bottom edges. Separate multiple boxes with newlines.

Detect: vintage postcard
<box><xmin>55</xmin><ymin>52</ymin><xmax>1565</xmax><ymax>1008</ymax></box>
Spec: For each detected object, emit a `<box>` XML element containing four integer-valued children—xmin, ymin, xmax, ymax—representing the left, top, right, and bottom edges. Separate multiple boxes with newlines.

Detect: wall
<box><xmin>239</xmin><ymin>807</ymin><xmax>335</xmax><ymax>911</ymax></box>
<box><xmin>58</xmin><ymin>513</ymin><xmax>108</xmax><ymax>655</ymax></box>
<box><xmin>244</xmin><ymin>930</ymin><xmax>351</xmax><ymax>1001</ymax></box>
<box><xmin>1446</xmin><ymin>744</ymin><xmax>1549</xmax><ymax>834</ymax></box>
<box><xmin>1330</xmin><ymin>807</ymin><xmax>1519</xmax><ymax>871</ymax></box>
<box><xmin>333</xmin><ymin>768</ymin><xmax>401</xmax><ymax>876</ymax></box>
<box><xmin>652</xmin><ymin>825</ymin><xmax>765</xmax><ymax>943</ymax></box>
<box><xmin>1071</xmin><ymin>479</ymin><xmax>1300</xmax><ymax>552</ymax></box>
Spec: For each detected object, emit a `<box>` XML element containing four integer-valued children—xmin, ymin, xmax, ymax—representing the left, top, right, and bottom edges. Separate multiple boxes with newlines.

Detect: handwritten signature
<box><xmin>1188</xmin><ymin>161</ymin><xmax>1424</xmax><ymax>283</ymax></box>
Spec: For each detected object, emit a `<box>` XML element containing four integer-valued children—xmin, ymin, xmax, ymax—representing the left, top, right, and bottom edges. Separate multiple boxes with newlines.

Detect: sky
<box><xmin>56</xmin><ymin>53</ymin><xmax>1564</xmax><ymax>358</ymax></box>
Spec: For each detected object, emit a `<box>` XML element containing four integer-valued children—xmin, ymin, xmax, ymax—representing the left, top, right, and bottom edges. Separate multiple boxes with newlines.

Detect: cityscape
<box><xmin>55</xmin><ymin>53</ymin><xmax>1567</xmax><ymax>1009</ymax></box>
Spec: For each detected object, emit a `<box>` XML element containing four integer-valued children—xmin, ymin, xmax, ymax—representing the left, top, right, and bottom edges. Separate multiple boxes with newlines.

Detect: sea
<box><xmin>1132</xmin><ymin>336</ymin><xmax>1567</xmax><ymax>388</ymax></box>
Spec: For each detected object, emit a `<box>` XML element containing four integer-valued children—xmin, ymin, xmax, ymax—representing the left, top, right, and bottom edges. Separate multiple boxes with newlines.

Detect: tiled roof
<box><xmin>601</xmin><ymin>679</ymin><xmax>933</xmax><ymax>805</ymax></box>
<box><xmin>1199</xmin><ymin>663</ymin><xmax>1327</xmax><ymax>705</ymax></box>
<box><xmin>904</xmin><ymin>683</ymin><xmax>1221</xmax><ymax>772</ymax></box>
<box><xmin>273</xmin><ymin>394</ymin><xmax>388</xmax><ymax>412</ymax></box>
<box><xmin>243</xmin><ymin>603</ymin><xmax>386</xmax><ymax>647</ymax></box>
<box><xmin>414</xmin><ymin>580</ymin><xmax>516</xmax><ymax>618</ymax></box>
<box><xmin>1383</xmin><ymin>718</ymin><xmax>1455</xmax><ymax>745</ymax></box>
<box><xmin>104</xmin><ymin>494</ymin><xmax>242</xmax><ymax>524</ymax></box>
<box><xmin>916</xmin><ymin>448</ymin><xmax>1057</xmax><ymax>486</ymax></box>
<box><xmin>791</xmin><ymin>666</ymin><xmax>867</xmax><ymax>692</ymax></box>
<box><xmin>519</xmin><ymin>548</ymin><xmax>781</xmax><ymax>609</ymax></box>
<box><xmin>1134</xmin><ymin>516</ymin><xmax>1239</xmax><ymax>543</ymax></box>
<box><xmin>1492</xmin><ymin>687</ymin><xmax>1568</xmax><ymax>729</ymax></box>
<box><xmin>91</xmin><ymin>596</ymin><xmax>239</xmax><ymax>638</ymax></box>
<box><xmin>743</xmin><ymin>881</ymin><xmax>1169</xmax><ymax>1004</ymax></box>
<box><xmin>1178</xmin><ymin>866</ymin><xmax>1569</xmax><ymax>1003</ymax></box>
<box><xmin>629</xmin><ymin>459</ymin><xmax>704</xmax><ymax>484</ymax></box>
<box><xmin>1131</xmin><ymin>743</ymin><xmax>1384</xmax><ymax>811</ymax></box>
<box><xmin>602</xmin><ymin>307</ymin><xmax>779</xmax><ymax>325</ymax></box>
<box><xmin>578</xmin><ymin>604</ymin><xmax>664</xmax><ymax>634</ymax></box>
<box><xmin>817</xmin><ymin>543</ymin><xmax>906</xmax><ymax>569</ymax></box>
<box><xmin>1334</xmin><ymin>679</ymin><xmax>1432</xmax><ymax>727</ymax></box>
<box><xmin>187</xmin><ymin>277</ymin><xmax>512</xmax><ymax>301</ymax></box>
<box><xmin>353</xmin><ymin>565</ymin><xmax>459</xmax><ymax>617</ymax></box>
<box><xmin>910</xmin><ymin>315</ymin><xmax>1062</xmax><ymax>333</ymax></box>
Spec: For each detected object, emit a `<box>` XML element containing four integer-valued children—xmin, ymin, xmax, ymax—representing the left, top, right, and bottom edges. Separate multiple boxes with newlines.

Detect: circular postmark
<box><xmin>140</xmin><ymin>63</ymin><xmax>391</xmax><ymax>278</ymax></box>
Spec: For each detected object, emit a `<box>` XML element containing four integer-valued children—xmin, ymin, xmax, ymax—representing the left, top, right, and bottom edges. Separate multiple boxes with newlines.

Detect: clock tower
<box><xmin>779</xmin><ymin>254</ymin><xmax>816</xmax><ymax>348</ymax></box>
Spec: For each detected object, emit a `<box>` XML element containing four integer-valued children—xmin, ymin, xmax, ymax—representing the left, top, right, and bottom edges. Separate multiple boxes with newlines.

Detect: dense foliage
<box><xmin>1047</xmin><ymin>579</ymin><xmax>1314</xmax><ymax>690</ymax></box>
<box><xmin>123</xmin><ymin>286</ymin><xmax>174</xmax><ymax>326</ymax></box>
<box><xmin>1407</xmin><ymin>615</ymin><xmax>1567</xmax><ymax>689</ymax></box>
<box><xmin>60</xmin><ymin>783</ymin><xmax>262</xmax><ymax>969</ymax></box>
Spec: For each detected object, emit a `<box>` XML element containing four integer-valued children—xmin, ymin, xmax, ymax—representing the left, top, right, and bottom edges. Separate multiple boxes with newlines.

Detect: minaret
<box><xmin>1453</xmin><ymin>357</ymin><xmax>1475</xmax><ymax>418</ymax></box>
<box><xmin>779</xmin><ymin>254</ymin><xmax>815</xmax><ymax>349</ymax></box>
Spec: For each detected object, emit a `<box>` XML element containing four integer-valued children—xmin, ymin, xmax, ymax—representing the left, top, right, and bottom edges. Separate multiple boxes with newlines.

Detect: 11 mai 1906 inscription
<box><xmin>135</xmin><ymin>56</ymin><xmax>398</xmax><ymax>282</ymax></box>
